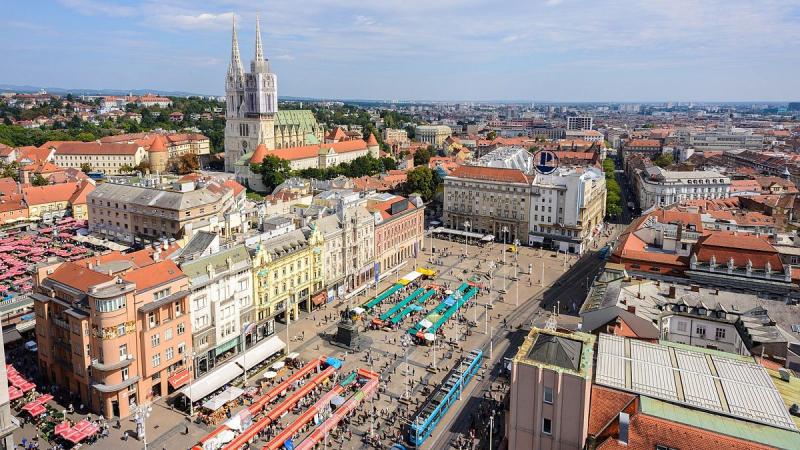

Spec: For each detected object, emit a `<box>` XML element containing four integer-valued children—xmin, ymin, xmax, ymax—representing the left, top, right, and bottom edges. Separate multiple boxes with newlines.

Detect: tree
<box><xmin>31</xmin><ymin>174</ymin><xmax>49</xmax><ymax>186</ymax></box>
<box><xmin>118</xmin><ymin>164</ymin><xmax>135</xmax><ymax>173</ymax></box>
<box><xmin>80</xmin><ymin>163</ymin><xmax>93</xmax><ymax>173</ymax></box>
<box><xmin>75</xmin><ymin>132</ymin><xmax>95</xmax><ymax>142</ymax></box>
<box><xmin>256</xmin><ymin>155</ymin><xmax>292</xmax><ymax>192</ymax></box>
<box><xmin>404</xmin><ymin>166</ymin><xmax>439</xmax><ymax>202</ymax></box>
<box><xmin>486</xmin><ymin>131</ymin><xmax>497</xmax><ymax>140</ymax></box>
<box><xmin>653</xmin><ymin>153</ymin><xmax>674</xmax><ymax>168</ymax></box>
<box><xmin>168</xmin><ymin>153</ymin><xmax>200</xmax><ymax>175</ymax></box>
<box><xmin>380</xmin><ymin>157</ymin><xmax>397</xmax><ymax>171</ymax></box>
<box><xmin>413</xmin><ymin>146</ymin><xmax>433</xmax><ymax>167</ymax></box>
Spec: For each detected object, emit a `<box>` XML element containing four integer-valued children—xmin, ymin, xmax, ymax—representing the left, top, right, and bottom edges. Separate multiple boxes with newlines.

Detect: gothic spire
<box><xmin>252</xmin><ymin>14</ymin><xmax>268</xmax><ymax>73</ymax></box>
<box><xmin>228</xmin><ymin>14</ymin><xmax>244</xmax><ymax>80</ymax></box>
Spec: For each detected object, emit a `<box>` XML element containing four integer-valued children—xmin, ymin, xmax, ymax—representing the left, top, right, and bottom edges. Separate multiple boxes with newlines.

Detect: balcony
<box><xmin>91</xmin><ymin>357</ymin><xmax>134</xmax><ymax>372</ymax></box>
<box><xmin>91</xmin><ymin>375</ymin><xmax>141</xmax><ymax>393</ymax></box>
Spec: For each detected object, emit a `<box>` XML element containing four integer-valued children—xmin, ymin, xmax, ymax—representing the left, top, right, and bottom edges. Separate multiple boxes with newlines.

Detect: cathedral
<box><xmin>223</xmin><ymin>16</ymin><xmax>324</xmax><ymax>174</ymax></box>
<box><xmin>224</xmin><ymin>17</ymin><xmax>379</xmax><ymax>192</ymax></box>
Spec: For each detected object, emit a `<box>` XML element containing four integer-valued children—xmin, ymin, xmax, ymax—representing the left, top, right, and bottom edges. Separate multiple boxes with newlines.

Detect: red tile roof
<box><xmin>267</xmin><ymin>139</ymin><xmax>368</xmax><ymax>161</ymax></box>
<box><xmin>625</xmin><ymin>139</ymin><xmax>661</xmax><ymax>148</ymax></box>
<box><xmin>48</xmin><ymin>141</ymin><xmax>141</xmax><ymax>156</ymax></box>
<box><xmin>22</xmin><ymin>182</ymin><xmax>83</xmax><ymax>206</ymax></box>
<box><xmin>148</xmin><ymin>135</ymin><xmax>168</xmax><ymax>153</ymax></box>
<box><xmin>596</xmin><ymin>412</ymin><xmax>771</xmax><ymax>450</ymax></box>
<box><xmin>249</xmin><ymin>143</ymin><xmax>269</xmax><ymax>164</ymax></box>
<box><xmin>366</xmin><ymin>133</ymin><xmax>378</xmax><ymax>146</ymax></box>
<box><xmin>588</xmin><ymin>386</ymin><xmax>636</xmax><ymax>436</ymax></box>
<box><xmin>448</xmin><ymin>165</ymin><xmax>530</xmax><ymax>184</ymax></box>
<box><xmin>222</xmin><ymin>179</ymin><xmax>245</xmax><ymax>197</ymax></box>
<box><xmin>122</xmin><ymin>260</ymin><xmax>184</xmax><ymax>291</ymax></box>
<box><xmin>692</xmin><ymin>232</ymin><xmax>782</xmax><ymax>270</ymax></box>
<box><xmin>48</xmin><ymin>262</ymin><xmax>113</xmax><ymax>292</ymax></box>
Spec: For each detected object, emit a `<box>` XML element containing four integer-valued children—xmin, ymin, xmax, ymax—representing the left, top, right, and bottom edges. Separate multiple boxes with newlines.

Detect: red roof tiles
<box><xmin>448</xmin><ymin>165</ymin><xmax>530</xmax><ymax>184</ymax></box>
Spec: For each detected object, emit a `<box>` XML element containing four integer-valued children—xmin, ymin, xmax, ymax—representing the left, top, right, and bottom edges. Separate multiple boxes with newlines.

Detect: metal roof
<box><xmin>596</xmin><ymin>334</ymin><xmax>797</xmax><ymax>431</ymax></box>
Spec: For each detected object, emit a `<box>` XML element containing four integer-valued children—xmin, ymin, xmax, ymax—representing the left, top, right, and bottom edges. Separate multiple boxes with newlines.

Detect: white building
<box><xmin>312</xmin><ymin>197</ymin><xmax>375</xmax><ymax>301</ymax></box>
<box><xmin>688</xmin><ymin>130</ymin><xmax>763</xmax><ymax>151</ymax></box>
<box><xmin>174</xmin><ymin>237</ymin><xmax>255</xmax><ymax>378</ymax></box>
<box><xmin>415</xmin><ymin>125</ymin><xmax>452</xmax><ymax>148</ymax></box>
<box><xmin>636</xmin><ymin>166</ymin><xmax>731</xmax><ymax>210</ymax></box>
<box><xmin>476</xmin><ymin>146</ymin><xmax>532</xmax><ymax>172</ymax></box>
<box><xmin>528</xmin><ymin>167</ymin><xmax>606</xmax><ymax>254</ymax></box>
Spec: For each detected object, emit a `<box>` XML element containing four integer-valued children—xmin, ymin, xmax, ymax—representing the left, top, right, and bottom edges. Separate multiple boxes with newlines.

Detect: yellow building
<box><xmin>22</xmin><ymin>180</ymin><xmax>94</xmax><ymax>222</ymax></box>
<box><xmin>251</xmin><ymin>227</ymin><xmax>324</xmax><ymax>332</ymax></box>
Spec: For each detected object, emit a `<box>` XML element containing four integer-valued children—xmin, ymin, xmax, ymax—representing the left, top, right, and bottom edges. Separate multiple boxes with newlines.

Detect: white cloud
<box><xmin>58</xmin><ymin>0</ymin><xmax>136</xmax><ymax>17</ymax></box>
<box><xmin>154</xmin><ymin>12</ymin><xmax>236</xmax><ymax>31</ymax></box>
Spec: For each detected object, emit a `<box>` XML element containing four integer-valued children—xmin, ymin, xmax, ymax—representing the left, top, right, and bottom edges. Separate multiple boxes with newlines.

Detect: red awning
<box><xmin>168</xmin><ymin>368</ymin><xmax>191</xmax><ymax>389</ymax></box>
<box><xmin>312</xmin><ymin>292</ymin><xmax>327</xmax><ymax>306</ymax></box>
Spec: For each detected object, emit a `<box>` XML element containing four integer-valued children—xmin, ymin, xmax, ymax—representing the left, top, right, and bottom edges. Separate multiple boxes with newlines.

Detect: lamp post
<box><xmin>189</xmin><ymin>351</ymin><xmax>196</xmax><ymax>417</ymax></box>
<box><xmin>501</xmin><ymin>226</ymin><xmax>508</xmax><ymax>267</ymax></box>
<box><xmin>429</xmin><ymin>226</ymin><xmax>434</xmax><ymax>262</ymax></box>
<box><xmin>286</xmin><ymin>289</ymin><xmax>294</xmax><ymax>354</ymax></box>
<box><xmin>463</xmin><ymin>220</ymin><xmax>471</xmax><ymax>257</ymax></box>
<box><xmin>133</xmin><ymin>404</ymin><xmax>152</xmax><ymax>450</ymax></box>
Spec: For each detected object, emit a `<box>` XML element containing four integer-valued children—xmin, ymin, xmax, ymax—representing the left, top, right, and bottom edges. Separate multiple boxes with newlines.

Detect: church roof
<box><xmin>275</xmin><ymin>110</ymin><xmax>320</xmax><ymax>134</ymax></box>
<box><xmin>148</xmin><ymin>135</ymin><xmax>168</xmax><ymax>153</ymax></box>
<box><xmin>250</xmin><ymin>143</ymin><xmax>269</xmax><ymax>164</ymax></box>
<box><xmin>366</xmin><ymin>132</ymin><xmax>378</xmax><ymax>146</ymax></box>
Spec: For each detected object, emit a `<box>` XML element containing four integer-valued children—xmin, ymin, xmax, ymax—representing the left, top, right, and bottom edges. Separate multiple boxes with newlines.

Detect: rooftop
<box><xmin>595</xmin><ymin>333</ymin><xmax>797</xmax><ymax>431</ymax></box>
<box><xmin>514</xmin><ymin>327</ymin><xmax>595</xmax><ymax>378</ymax></box>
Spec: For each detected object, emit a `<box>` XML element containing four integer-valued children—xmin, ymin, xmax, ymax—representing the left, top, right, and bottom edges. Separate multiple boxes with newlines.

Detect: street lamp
<box><xmin>189</xmin><ymin>351</ymin><xmax>196</xmax><ymax>417</ymax></box>
<box><xmin>463</xmin><ymin>220</ymin><xmax>471</xmax><ymax>257</ymax></box>
<box><xmin>133</xmin><ymin>404</ymin><xmax>152</xmax><ymax>450</ymax></box>
<box><xmin>286</xmin><ymin>289</ymin><xmax>294</xmax><ymax>354</ymax></box>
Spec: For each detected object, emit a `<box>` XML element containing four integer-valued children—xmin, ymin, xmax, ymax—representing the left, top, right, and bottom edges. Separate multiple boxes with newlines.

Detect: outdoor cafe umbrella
<box><xmin>271</xmin><ymin>361</ymin><xmax>285</xmax><ymax>370</ymax></box>
<box><xmin>263</xmin><ymin>371</ymin><xmax>278</xmax><ymax>379</ymax></box>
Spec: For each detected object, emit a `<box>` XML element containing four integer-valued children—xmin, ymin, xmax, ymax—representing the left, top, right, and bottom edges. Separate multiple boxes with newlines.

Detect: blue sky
<box><xmin>2</xmin><ymin>0</ymin><xmax>799</xmax><ymax>101</ymax></box>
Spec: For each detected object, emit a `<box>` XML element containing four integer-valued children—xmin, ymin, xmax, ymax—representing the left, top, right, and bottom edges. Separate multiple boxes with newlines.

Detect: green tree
<box><xmin>80</xmin><ymin>163</ymin><xmax>93</xmax><ymax>173</ymax></box>
<box><xmin>404</xmin><ymin>166</ymin><xmax>439</xmax><ymax>202</ymax></box>
<box><xmin>653</xmin><ymin>153</ymin><xmax>674</xmax><ymax>168</ymax></box>
<box><xmin>256</xmin><ymin>155</ymin><xmax>292</xmax><ymax>192</ymax></box>
<box><xmin>486</xmin><ymin>131</ymin><xmax>497</xmax><ymax>140</ymax></box>
<box><xmin>413</xmin><ymin>146</ymin><xmax>433</xmax><ymax>167</ymax></box>
<box><xmin>380</xmin><ymin>157</ymin><xmax>397</xmax><ymax>171</ymax></box>
<box><xmin>75</xmin><ymin>132</ymin><xmax>95</xmax><ymax>142</ymax></box>
<box><xmin>31</xmin><ymin>174</ymin><xmax>49</xmax><ymax>186</ymax></box>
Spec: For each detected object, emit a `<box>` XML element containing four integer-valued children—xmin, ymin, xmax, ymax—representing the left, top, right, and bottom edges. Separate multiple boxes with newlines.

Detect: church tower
<box><xmin>224</xmin><ymin>15</ymin><xmax>278</xmax><ymax>172</ymax></box>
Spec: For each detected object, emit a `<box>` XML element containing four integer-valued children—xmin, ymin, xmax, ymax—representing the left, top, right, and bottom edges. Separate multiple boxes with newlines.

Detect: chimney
<box><xmin>690</xmin><ymin>285</ymin><xmax>700</xmax><ymax>292</ymax></box>
<box><xmin>668</xmin><ymin>285</ymin><xmax>677</xmax><ymax>298</ymax></box>
<box><xmin>627</xmin><ymin>305</ymin><xmax>636</xmax><ymax>314</ymax></box>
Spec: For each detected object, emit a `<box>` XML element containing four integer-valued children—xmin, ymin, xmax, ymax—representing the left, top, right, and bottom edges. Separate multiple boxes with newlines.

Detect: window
<box><xmin>165</xmin><ymin>328</ymin><xmax>173</xmax><ymax>340</ymax></box>
<box><xmin>153</xmin><ymin>288</ymin><xmax>171</xmax><ymax>301</ymax></box>
<box><xmin>121</xmin><ymin>367</ymin><xmax>129</xmax><ymax>381</ymax></box>
<box><xmin>152</xmin><ymin>353</ymin><xmax>161</xmax><ymax>368</ymax></box>
<box><xmin>165</xmin><ymin>347</ymin><xmax>174</xmax><ymax>360</ymax></box>
<box><xmin>715</xmin><ymin>328</ymin><xmax>726</xmax><ymax>340</ymax></box>
<box><xmin>117</xmin><ymin>324</ymin><xmax>126</xmax><ymax>337</ymax></box>
<box><xmin>177</xmin><ymin>323</ymin><xmax>185</xmax><ymax>335</ymax></box>
<box><xmin>151</xmin><ymin>333</ymin><xmax>160</xmax><ymax>347</ymax></box>
<box><xmin>119</xmin><ymin>344</ymin><xmax>128</xmax><ymax>360</ymax></box>
<box><xmin>175</xmin><ymin>302</ymin><xmax>183</xmax><ymax>317</ymax></box>
<box><xmin>676</xmin><ymin>321</ymin><xmax>687</xmax><ymax>332</ymax></box>
<box><xmin>542</xmin><ymin>418</ymin><xmax>552</xmax><ymax>435</ymax></box>
<box><xmin>178</xmin><ymin>342</ymin><xmax>186</xmax><ymax>355</ymax></box>
<box><xmin>95</xmin><ymin>296</ymin><xmax>125</xmax><ymax>313</ymax></box>
<box><xmin>543</xmin><ymin>387</ymin><xmax>553</xmax><ymax>404</ymax></box>
<box><xmin>656</xmin><ymin>446</ymin><xmax>678</xmax><ymax>450</ymax></box>
<box><xmin>695</xmin><ymin>325</ymin><xmax>706</xmax><ymax>337</ymax></box>
<box><xmin>148</xmin><ymin>312</ymin><xmax>157</xmax><ymax>328</ymax></box>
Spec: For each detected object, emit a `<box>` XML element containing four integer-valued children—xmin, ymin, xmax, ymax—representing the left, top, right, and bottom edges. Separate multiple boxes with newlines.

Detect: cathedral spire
<box><xmin>252</xmin><ymin>14</ymin><xmax>268</xmax><ymax>73</ymax></box>
<box><xmin>228</xmin><ymin>14</ymin><xmax>244</xmax><ymax>80</ymax></box>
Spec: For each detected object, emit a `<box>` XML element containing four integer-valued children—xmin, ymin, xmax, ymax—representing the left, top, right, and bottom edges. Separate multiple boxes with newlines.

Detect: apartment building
<box><xmin>636</xmin><ymin>166</ymin><xmax>731</xmax><ymax>209</ymax></box>
<box><xmin>32</xmin><ymin>246</ymin><xmax>193</xmax><ymax>418</ymax></box>
<box><xmin>87</xmin><ymin>180</ymin><xmax>240</xmax><ymax>244</ymax></box>
<box><xmin>443</xmin><ymin>165</ymin><xmax>532</xmax><ymax>245</ymax></box>
<box><xmin>566</xmin><ymin>116</ymin><xmax>593</xmax><ymax>131</ymax></box>
<box><xmin>529</xmin><ymin>167</ymin><xmax>606</xmax><ymax>254</ymax></box>
<box><xmin>47</xmin><ymin>142</ymin><xmax>148</xmax><ymax>175</ymax></box>
<box><xmin>250</xmin><ymin>227</ymin><xmax>325</xmax><ymax>334</ymax></box>
<box><xmin>175</xmin><ymin>238</ymin><xmax>255</xmax><ymax>378</ymax></box>
<box><xmin>312</xmin><ymin>198</ymin><xmax>375</xmax><ymax>301</ymax></box>
<box><xmin>367</xmin><ymin>193</ymin><xmax>425</xmax><ymax>280</ymax></box>
<box><xmin>688</xmin><ymin>130</ymin><xmax>764</xmax><ymax>151</ymax></box>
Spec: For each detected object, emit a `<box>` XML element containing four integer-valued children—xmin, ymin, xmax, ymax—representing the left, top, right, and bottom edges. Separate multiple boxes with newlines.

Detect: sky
<box><xmin>2</xmin><ymin>0</ymin><xmax>800</xmax><ymax>102</ymax></box>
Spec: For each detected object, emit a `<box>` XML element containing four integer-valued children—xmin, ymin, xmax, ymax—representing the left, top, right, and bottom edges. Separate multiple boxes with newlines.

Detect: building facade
<box><xmin>178</xmin><ymin>243</ymin><xmax>255</xmax><ymax>378</ymax></box>
<box><xmin>87</xmin><ymin>180</ymin><xmax>240</xmax><ymax>244</ymax></box>
<box><xmin>368</xmin><ymin>194</ymin><xmax>425</xmax><ymax>280</ymax></box>
<box><xmin>566</xmin><ymin>116</ymin><xmax>593</xmax><ymax>131</ymax></box>
<box><xmin>48</xmin><ymin>142</ymin><xmax>148</xmax><ymax>175</ymax></box>
<box><xmin>443</xmin><ymin>165</ymin><xmax>531</xmax><ymax>245</ymax></box>
<box><xmin>250</xmin><ymin>227</ymin><xmax>325</xmax><ymax>334</ymax></box>
<box><xmin>636</xmin><ymin>166</ymin><xmax>731</xmax><ymax>210</ymax></box>
<box><xmin>415</xmin><ymin>125</ymin><xmax>452</xmax><ymax>148</ymax></box>
<box><xmin>507</xmin><ymin>327</ymin><xmax>595</xmax><ymax>450</ymax></box>
<box><xmin>32</xmin><ymin>248</ymin><xmax>193</xmax><ymax>418</ymax></box>
<box><xmin>529</xmin><ymin>167</ymin><xmax>606</xmax><ymax>254</ymax></box>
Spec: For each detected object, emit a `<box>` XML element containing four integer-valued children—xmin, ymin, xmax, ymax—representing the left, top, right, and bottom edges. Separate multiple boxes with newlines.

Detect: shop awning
<box><xmin>168</xmin><ymin>368</ymin><xmax>191</xmax><ymax>390</ymax></box>
<box><xmin>181</xmin><ymin>335</ymin><xmax>285</xmax><ymax>402</ymax></box>
<box><xmin>529</xmin><ymin>235</ymin><xmax>545</xmax><ymax>243</ymax></box>
<box><xmin>399</xmin><ymin>271</ymin><xmax>422</xmax><ymax>284</ymax></box>
<box><xmin>312</xmin><ymin>292</ymin><xmax>326</xmax><ymax>306</ymax></box>
<box><xmin>202</xmin><ymin>386</ymin><xmax>244</xmax><ymax>411</ymax></box>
